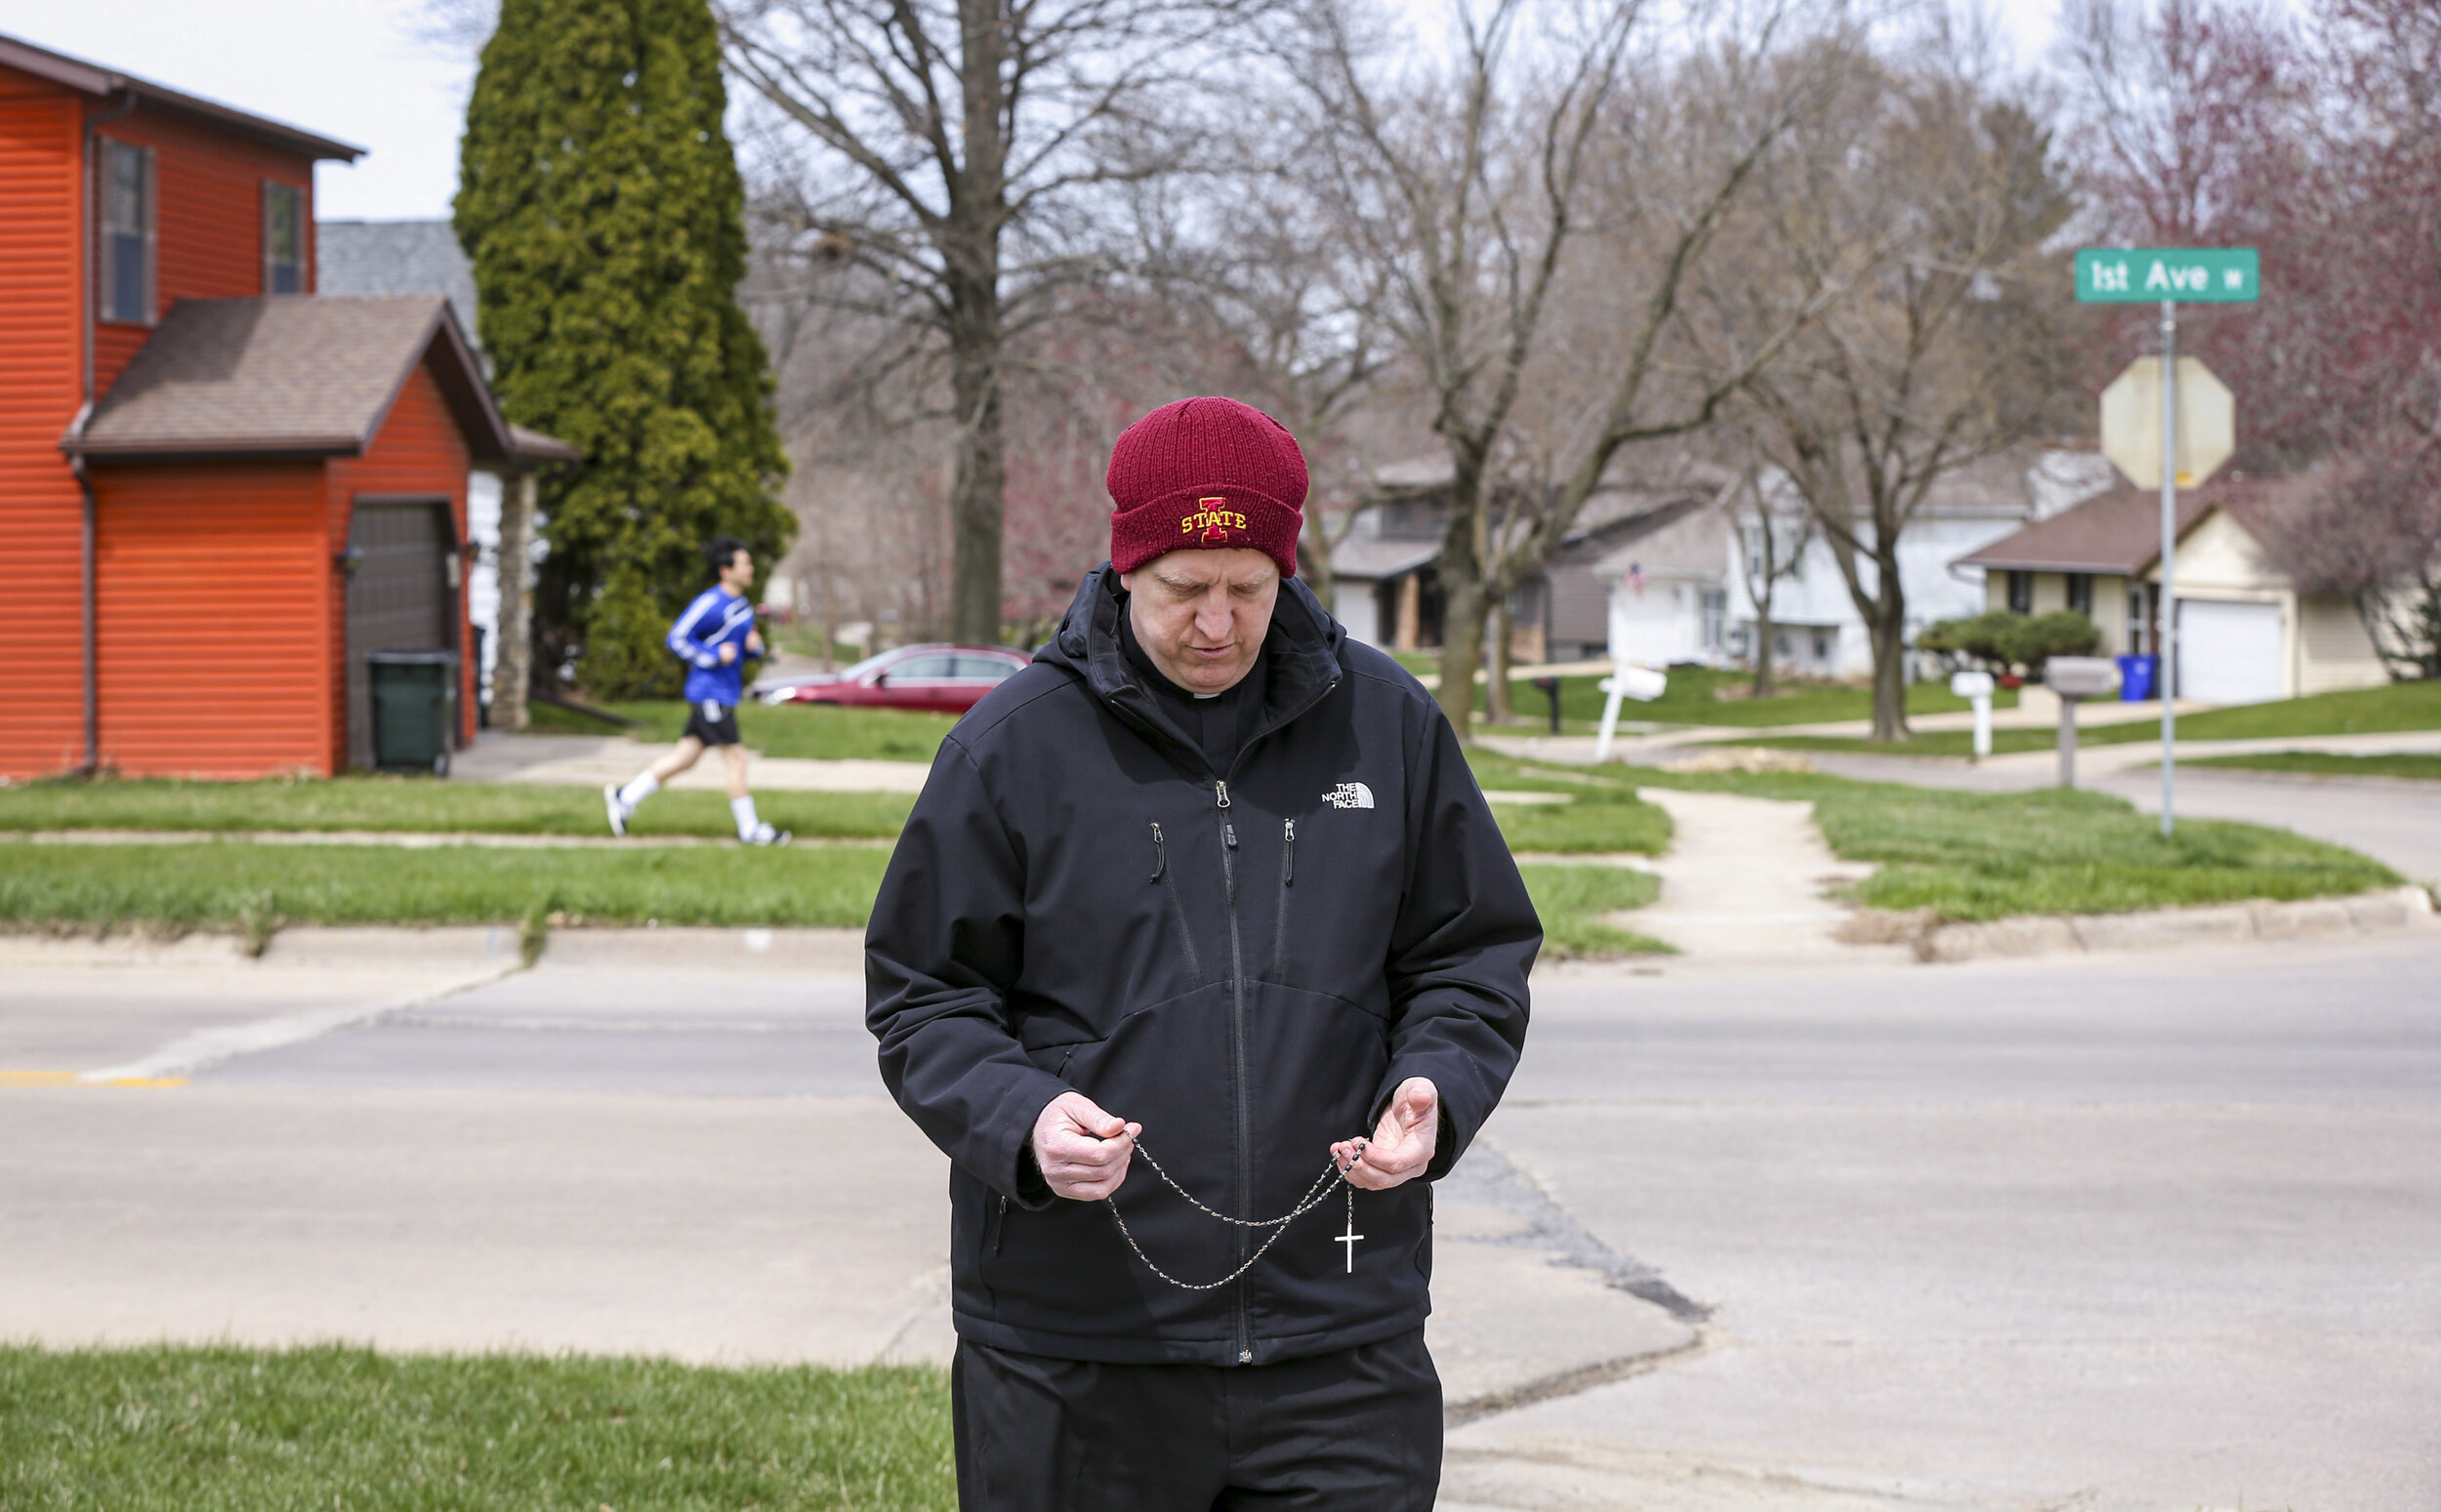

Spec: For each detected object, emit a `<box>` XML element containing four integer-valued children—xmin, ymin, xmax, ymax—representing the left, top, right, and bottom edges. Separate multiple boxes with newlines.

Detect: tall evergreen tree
<box><xmin>456</xmin><ymin>0</ymin><xmax>791</xmax><ymax>697</ymax></box>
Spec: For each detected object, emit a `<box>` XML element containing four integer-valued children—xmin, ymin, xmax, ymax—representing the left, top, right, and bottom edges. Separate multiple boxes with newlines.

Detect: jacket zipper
<box><xmin>990</xmin><ymin>1192</ymin><xmax>1009</xmax><ymax>1253</ymax></box>
<box><xmin>1098</xmin><ymin>679</ymin><xmax>1343</xmax><ymax>1369</ymax></box>
<box><xmin>1271</xmin><ymin>818</ymin><xmax>1295</xmax><ymax>977</ymax></box>
<box><xmin>1148</xmin><ymin>821</ymin><xmax>1166</xmax><ymax>880</ymax></box>
<box><xmin>1218</xmin><ymin>792</ymin><xmax>1254</xmax><ymax>1364</ymax></box>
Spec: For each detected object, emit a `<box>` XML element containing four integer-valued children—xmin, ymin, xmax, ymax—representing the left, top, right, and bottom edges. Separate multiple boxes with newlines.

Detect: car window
<box><xmin>953</xmin><ymin>656</ymin><xmax>1020</xmax><ymax>681</ymax></box>
<box><xmin>888</xmin><ymin>655</ymin><xmax>958</xmax><ymax>680</ymax></box>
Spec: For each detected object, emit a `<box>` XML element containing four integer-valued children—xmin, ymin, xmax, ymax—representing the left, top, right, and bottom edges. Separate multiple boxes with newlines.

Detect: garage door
<box><xmin>2177</xmin><ymin>598</ymin><xmax>2284</xmax><ymax>704</ymax></box>
<box><xmin>347</xmin><ymin>501</ymin><xmax>454</xmax><ymax>769</ymax></box>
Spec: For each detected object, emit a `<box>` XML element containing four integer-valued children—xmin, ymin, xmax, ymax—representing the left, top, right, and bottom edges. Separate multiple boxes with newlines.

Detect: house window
<box><xmin>100</xmin><ymin>141</ymin><xmax>155</xmax><ymax>324</ymax></box>
<box><xmin>1811</xmin><ymin>629</ymin><xmax>1833</xmax><ymax>662</ymax></box>
<box><xmin>2066</xmin><ymin>572</ymin><xmax>2093</xmax><ymax>617</ymax></box>
<box><xmin>2007</xmin><ymin>570</ymin><xmax>2033</xmax><ymax>614</ymax></box>
<box><xmin>1700</xmin><ymin>590</ymin><xmax>1725</xmax><ymax>649</ymax></box>
<box><xmin>264</xmin><ymin>182</ymin><xmax>305</xmax><ymax>294</ymax></box>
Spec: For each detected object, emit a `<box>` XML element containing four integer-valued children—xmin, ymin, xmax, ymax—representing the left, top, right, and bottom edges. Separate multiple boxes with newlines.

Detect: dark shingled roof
<box><xmin>1958</xmin><ymin>474</ymin><xmax>2319</xmax><ymax>576</ymax></box>
<box><xmin>64</xmin><ymin>297</ymin><xmax>575</xmax><ymax>470</ymax></box>
<box><xmin>1955</xmin><ymin>485</ymin><xmax>2215</xmax><ymax>574</ymax></box>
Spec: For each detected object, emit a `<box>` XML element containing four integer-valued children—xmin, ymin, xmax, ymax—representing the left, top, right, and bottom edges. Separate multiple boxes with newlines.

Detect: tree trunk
<box><xmin>1297</xmin><ymin>518</ymin><xmax>1335</xmax><ymax>608</ymax></box>
<box><xmin>1432</xmin><ymin>467</ymin><xmax>1492</xmax><ymax>740</ymax></box>
<box><xmin>947</xmin><ymin>328</ymin><xmax>1005</xmax><ymax>645</ymax></box>
<box><xmin>1751</xmin><ymin>574</ymin><xmax>1776</xmax><ymax>698</ymax></box>
<box><xmin>1868</xmin><ymin>550</ymin><xmax>1909</xmax><ymax>742</ymax></box>
<box><xmin>1487</xmin><ymin>593</ymin><xmax>1513</xmax><ymax>723</ymax></box>
<box><xmin>1438</xmin><ymin>577</ymin><xmax>1490</xmax><ymax>740</ymax></box>
<box><xmin>491</xmin><ymin>471</ymin><xmax>537</xmax><ymax>732</ymax></box>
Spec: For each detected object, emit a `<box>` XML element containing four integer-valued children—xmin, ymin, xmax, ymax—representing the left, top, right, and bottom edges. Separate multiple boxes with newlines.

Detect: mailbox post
<box><xmin>1592</xmin><ymin>663</ymin><xmax>1669</xmax><ymax>763</ymax></box>
<box><xmin>1950</xmin><ymin>670</ymin><xmax>1996</xmax><ymax>760</ymax></box>
<box><xmin>1532</xmin><ymin>675</ymin><xmax>1563</xmax><ymax>735</ymax></box>
<box><xmin>2046</xmin><ymin>657</ymin><xmax>2123</xmax><ymax>788</ymax></box>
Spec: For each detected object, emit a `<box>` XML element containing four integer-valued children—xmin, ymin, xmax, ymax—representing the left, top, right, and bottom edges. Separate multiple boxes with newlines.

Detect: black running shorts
<box><xmin>683</xmin><ymin>700</ymin><xmax>741</xmax><ymax>746</ymax></box>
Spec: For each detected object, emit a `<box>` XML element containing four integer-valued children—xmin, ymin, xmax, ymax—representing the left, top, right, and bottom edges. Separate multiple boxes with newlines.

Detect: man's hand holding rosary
<box><xmin>1032</xmin><ymin>1079</ymin><xmax>1438</xmax><ymax>1203</ymax></box>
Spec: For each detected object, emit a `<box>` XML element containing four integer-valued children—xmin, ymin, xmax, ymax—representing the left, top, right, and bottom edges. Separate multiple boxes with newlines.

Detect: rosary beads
<box><xmin>1105</xmin><ymin>1139</ymin><xmax>1366</xmax><ymax>1291</ymax></box>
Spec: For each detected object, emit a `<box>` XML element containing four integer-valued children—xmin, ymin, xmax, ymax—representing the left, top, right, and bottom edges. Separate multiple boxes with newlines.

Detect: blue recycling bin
<box><xmin>2115</xmin><ymin>654</ymin><xmax>2158</xmax><ymax>702</ymax></box>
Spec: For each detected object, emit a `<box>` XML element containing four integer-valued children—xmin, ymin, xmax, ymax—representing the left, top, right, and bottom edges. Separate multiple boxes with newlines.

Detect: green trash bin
<box><xmin>368</xmin><ymin>651</ymin><xmax>459</xmax><ymax>775</ymax></box>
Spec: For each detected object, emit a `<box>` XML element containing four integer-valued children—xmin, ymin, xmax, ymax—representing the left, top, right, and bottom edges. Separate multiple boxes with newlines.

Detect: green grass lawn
<box><xmin>1518</xmin><ymin>863</ymin><xmax>1667</xmax><ymax>957</ymax></box>
<box><xmin>0</xmin><ymin>840</ymin><xmax>892</xmax><ymax>934</ymax></box>
<box><xmin>1482</xmin><ymin>766</ymin><xmax>1674</xmax><ymax>855</ymax></box>
<box><xmin>1482</xmin><ymin>755</ymin><xmax>2399</xmax><ymax>922</ymax></box>
<box><xmin>2185</xmin><ymin>751</ymin><xmax>2441</xmax><ymax>781</ymax></box>
<box><xmin>0</xmin><ymin>777</ymin><xmax>912</xmax><ymax>840</ymax></box>
<box><xmin>1732</xmin><ymin>678</ymin><xmax>2441</xmax><ymax>756</ymax></box>
<box><xmin>0</xmin><ymin>1344</ymin><xmax>951</xmax><ymax>1512</ymax></box>
<box><xmin>530</xmin><ymin>699</ymin><xmax>959</xmax><ymax>762</ymax></box>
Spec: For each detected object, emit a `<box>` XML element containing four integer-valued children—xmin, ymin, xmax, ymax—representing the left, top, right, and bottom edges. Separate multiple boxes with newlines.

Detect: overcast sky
<box><xmin>0</xmin><ymin>0</ymin><xmax>2071</xmax><ymax>224</ymax></box>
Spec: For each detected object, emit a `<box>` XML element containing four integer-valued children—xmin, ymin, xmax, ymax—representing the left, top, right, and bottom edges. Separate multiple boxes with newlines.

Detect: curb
<box><xmin>1863</xmin><ymin>885</ymin><xmax>2438</xmax><ymax>964</ymax></box>
<box><xmin>0</xmin><ymin>924</ymin><xmax>525</xmax><ymax>972</ymax></box>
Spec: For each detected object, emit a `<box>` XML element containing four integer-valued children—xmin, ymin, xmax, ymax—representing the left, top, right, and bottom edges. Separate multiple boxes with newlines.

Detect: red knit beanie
<box><xmin>1107</xmin><ymin>396</ymin><xmax>1307</xmax><ymax>578</ymax></box>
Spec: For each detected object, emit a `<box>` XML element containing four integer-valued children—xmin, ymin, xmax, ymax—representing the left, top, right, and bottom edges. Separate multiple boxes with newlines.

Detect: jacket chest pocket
<box><xmin>1147</xmin><ymin>821</ymin><xmax>1203</xmax><ymax>979</ymax></box>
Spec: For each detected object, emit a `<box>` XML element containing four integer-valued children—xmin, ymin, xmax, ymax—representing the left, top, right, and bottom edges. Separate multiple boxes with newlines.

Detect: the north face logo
<box><xmin>1322</xmin><ymin>782</ymin><xmax>1375</xmax><ymax>809</ymax></box>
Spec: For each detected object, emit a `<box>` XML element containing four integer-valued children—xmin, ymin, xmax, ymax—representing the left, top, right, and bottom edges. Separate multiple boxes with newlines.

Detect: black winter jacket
<box><xmin>864</xmin><ymin>566</ymin><xmax>1540</xmax><ymax>1367</ymax></box>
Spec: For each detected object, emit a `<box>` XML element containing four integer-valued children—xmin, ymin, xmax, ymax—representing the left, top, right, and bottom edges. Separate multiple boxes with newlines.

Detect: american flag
<box><xmin>1626</xmin><ymin>562</ymin><xmax>1645</xmax><ymax>595</ymax></box>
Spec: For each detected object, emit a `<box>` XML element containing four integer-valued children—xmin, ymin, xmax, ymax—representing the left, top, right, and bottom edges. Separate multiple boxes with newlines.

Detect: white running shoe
<box><xmin>602</xmin><ymin>784</ymin><xmax>630</xmax><ymax>838</ymax></box>
<box><xmin>743</xmin><ymin>822</ymin><xmax>791</xmax><ymax>847</ymax></box>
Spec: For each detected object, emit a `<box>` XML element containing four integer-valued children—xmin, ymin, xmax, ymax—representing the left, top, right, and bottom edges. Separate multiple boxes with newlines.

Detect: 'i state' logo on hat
<box><xmin>1182</xmin><ymin>496</ymin><xmax>1249</xmax><ymax>544</ymax></box>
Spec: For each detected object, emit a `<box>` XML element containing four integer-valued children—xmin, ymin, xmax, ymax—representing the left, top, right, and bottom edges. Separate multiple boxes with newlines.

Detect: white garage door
<box><xmin>2177</xmin><ymin>598</ymin><xmax>2284</xmax><ymax>704</ymax></box>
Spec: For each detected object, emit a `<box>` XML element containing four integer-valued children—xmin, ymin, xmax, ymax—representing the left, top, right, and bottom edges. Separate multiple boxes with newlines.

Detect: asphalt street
<box><xmin>3</xmin><ymin>928</ymin><xmax>2437</xmax><ymax>1508</ymax></box>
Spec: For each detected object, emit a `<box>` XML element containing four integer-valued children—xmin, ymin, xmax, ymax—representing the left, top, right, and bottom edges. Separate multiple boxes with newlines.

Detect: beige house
<box><xmin>1955</xmin><ymin>478</ymin><xmax>2389</xmax><ymax>704</ymax></box>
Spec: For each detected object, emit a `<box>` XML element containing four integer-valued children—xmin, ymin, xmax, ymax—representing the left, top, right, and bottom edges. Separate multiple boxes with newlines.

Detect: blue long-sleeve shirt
<box><xmin>667</xmin><ymin>587</ymin><xmax>759</xmax><ymax>705</ymax></box>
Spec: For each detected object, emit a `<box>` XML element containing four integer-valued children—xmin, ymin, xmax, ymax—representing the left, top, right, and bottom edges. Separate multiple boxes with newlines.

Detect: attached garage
<box><xmin>2176</xmin><ymin>597</ymin><xmax>2285</xmax><ymax>705</ymax></box>
<box><xmin>60</xmin><ymin>295</ymin><xmax>574</xmax><ymax>777</ymax></box>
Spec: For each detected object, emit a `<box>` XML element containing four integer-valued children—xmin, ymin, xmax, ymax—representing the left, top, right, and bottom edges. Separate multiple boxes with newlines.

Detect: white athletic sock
<box><xmin>617</xmin><ymin>773</ymin><xmax>660</xmax><ymax>809</ymax></box>
<box><xmin>730</xmin><ymin>796</ymin><xmax>760</xmax><ymax>838</ymax></box>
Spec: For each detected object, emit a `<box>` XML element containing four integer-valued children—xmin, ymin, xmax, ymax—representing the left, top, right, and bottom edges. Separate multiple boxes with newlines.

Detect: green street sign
<box><xmin>2075</xmin><ymin>247</ymin><xmax>2259</xmax><ymax>303</ymax></box>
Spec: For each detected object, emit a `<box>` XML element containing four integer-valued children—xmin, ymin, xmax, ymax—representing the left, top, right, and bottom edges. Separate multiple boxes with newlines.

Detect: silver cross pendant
<box><xmin>1335</xmin><ymin>1192</ymin><xmax>1363</xmax><ymax>1274</ymax></box>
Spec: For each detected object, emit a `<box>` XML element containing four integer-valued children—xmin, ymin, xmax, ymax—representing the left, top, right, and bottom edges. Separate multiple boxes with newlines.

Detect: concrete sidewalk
<box><xmin>450</xmin><ymin>730</ymin><xmax>929</xmax><ymax>793</ymax></box>
<box><xmin>1627</xmin><ymin>789</ymin><xmax>1894</xmax><ymax>967</ymax></box>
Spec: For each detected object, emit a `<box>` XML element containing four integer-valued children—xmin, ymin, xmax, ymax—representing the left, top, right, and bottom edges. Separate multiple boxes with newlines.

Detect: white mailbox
<box><xmin>2047</xmin><ymin>657</ymin><xmax>2122</xmax><ymax>700</ymax></box>
<box><xmin>1950</xmin><ymin>670</ymin><xmax>1997</xmax><ymax>759</ymax></box>
<box><xmin>2046</xmin><ymin>657</ymin><xmax>2123</xmax><ymax>788</ymax></box>
<box><xmin>1592</xmin><ymin>663</ymin><xmax>1668</xmax><ymax>764</ymax></box>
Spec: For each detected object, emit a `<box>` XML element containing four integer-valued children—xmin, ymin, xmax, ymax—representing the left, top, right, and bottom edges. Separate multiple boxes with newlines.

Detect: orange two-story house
<box><xmin>0</xmin><ymin>32</ymin><xmax>570</xmax><ymax>779</ymax></box>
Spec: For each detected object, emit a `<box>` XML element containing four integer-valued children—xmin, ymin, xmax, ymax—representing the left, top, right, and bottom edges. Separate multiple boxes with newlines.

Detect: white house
<box><xmin>1716</xmin><ymin>447</ymin><xmax>2117</xmax><ymax>678</ymax></box>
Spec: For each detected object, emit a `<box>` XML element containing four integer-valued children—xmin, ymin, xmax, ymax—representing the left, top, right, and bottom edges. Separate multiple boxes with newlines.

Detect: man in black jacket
<box><xmin>865</xmin><ymin>396</ymin><xmax>1540</xmax><ymax>1510</ymax></box>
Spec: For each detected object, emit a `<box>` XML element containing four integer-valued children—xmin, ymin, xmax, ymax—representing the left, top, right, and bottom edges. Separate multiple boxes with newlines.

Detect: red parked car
<box><xmin>754</xmin><ymin>643</ymin><xmax>1031</xmax><ymax>715</ymax></box>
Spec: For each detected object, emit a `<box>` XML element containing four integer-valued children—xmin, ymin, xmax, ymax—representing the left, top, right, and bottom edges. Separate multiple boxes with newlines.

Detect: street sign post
<box><xmin>2078</xmin><ymin>247</ymin><xmax>2258</xmax><ymax>836</ymax></box>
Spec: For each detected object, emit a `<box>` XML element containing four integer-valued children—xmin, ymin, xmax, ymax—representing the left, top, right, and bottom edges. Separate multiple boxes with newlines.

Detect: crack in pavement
<box><xmin>1443</xmin><ymin>1138</ymin><xmax>1712</xmax><ymax>1324</ymax></box>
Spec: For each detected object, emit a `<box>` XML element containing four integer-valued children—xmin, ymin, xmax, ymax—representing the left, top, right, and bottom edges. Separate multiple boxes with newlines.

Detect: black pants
<box><xmin>951</xmin><ymin>1330</ymin><xmax>1441</xmax><ymax>1511</ymax></box>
